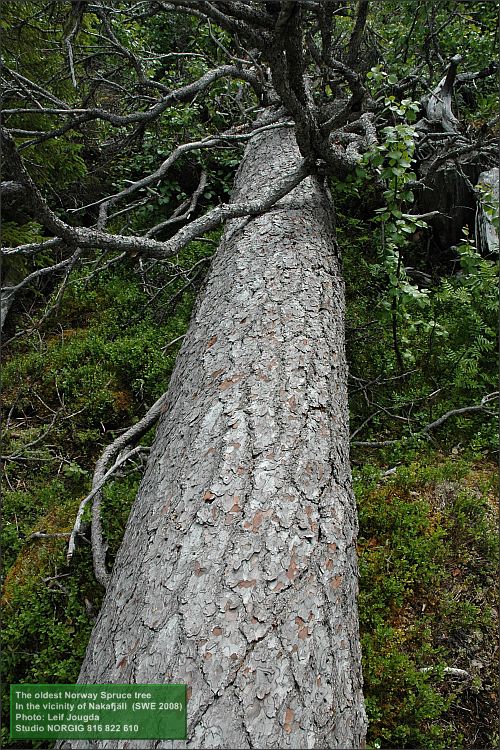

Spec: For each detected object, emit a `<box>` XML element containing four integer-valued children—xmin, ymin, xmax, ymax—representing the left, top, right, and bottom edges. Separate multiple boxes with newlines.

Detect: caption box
<box><xmin>10</xmin><ymin>683</ymin><xmax>187</xmax><ymax>740</ymax></box>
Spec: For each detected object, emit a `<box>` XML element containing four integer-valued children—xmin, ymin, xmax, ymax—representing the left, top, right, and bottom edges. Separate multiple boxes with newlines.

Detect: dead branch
<box><xmin>67</xmin><ymin>444</ymin><xmax>149</xmax><ymax>576</ymax></box>
<box><xmin>421</xmin><ymin>392</ymin><xmax>499</xmax><ymax>434</ymax></box>
<box><xmin>346</xmin><ymin>0</ymin><xmax>369</xmax><ymax>69</ymax></box>
<box><xmin>2</xmin><ymin>125</ymin><xmax>310</xmax><ymax>263</ymax></box>
<box><xmin>146</xmin><ymin>171</ymin><xmax>207</xmax><ymax>237</ymax></box>
<box><xmin>1</xmin><ymin>256</ymin><xmax>75</xmax><ymax>298</ymax></box>
<box><xmin>351</xmin><ymin>392</ymin><xmax>499</xmax><ymax>447</ymax></box>
<box><xmin>420</xmin><ymin>666</ymin><xmax>470</xmax><ymax>679</ymax></box>
<box><xmin>424</xmin><ymin>54</ymin><xmax>462</xmax><ymax>133</ymax></box>
<box><xmin>1</xmin><ymin>237</ymin><xmax>64</xmax><ymax>257</ymax></box>
<box><xmin>67</xmin><ymin>392</ymin><xmax>168</xmax><ymax>587</ymax></box>
<box><xmin>3</xmin><ymin>65</ymin><xmax>265</xmax><ymax>145</ymax></box>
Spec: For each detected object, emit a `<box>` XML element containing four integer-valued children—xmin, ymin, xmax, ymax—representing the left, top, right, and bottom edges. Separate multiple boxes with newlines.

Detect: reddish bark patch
<box><xmin>252</xmin><ymin>511</ymin><xmax>264</xmax><ymax>531</ymax></box>
<box><xmin>286</xmin><ymin>555</ymin><xmax>298</xmax><ymax>580</ymax></box>
<box><xmin>284</xmin><ymin>708</ymin><xmax>294</xmax><ymax>734</ymax></box>
<box><xmin>238</xmin><ymin>579</ymin><xmax>256</xmax><ymax>588</ymax></box>
<box><xmin>331</xmin><ymin>575</ymin><xmax>343</xmax><ymax>590</ymax></box>
<box><xmin>194</xmin><ymin>561</ymin><xmax>204</xmax><ymax>577</ymax></box>
<box><xmin>207</xmin><ymin>335</ymin><xmax>218</xmax><ymax>348</ymax></box>
<box><xmin>220</xmin><ymin>374</ymin><xmax>243</xmax><ymax>390</ymax></box>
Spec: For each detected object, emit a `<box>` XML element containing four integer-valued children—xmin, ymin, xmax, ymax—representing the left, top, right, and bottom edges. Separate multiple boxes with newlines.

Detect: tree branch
<box><xmin>351</xmin><ymin>392</ymin><xmax>499</xmax><ymax>447</ymax></box>
<box><xmin>424</xmin><ymin>54</ymin><xmax>462</xmax><ymax>133</ymax></box>
<box><xmin>2</xmin><ymin>124</ymin><xmax>307</xmax><ymax>263</ymax></box>
<box><xmin>4</xmin><ymin>65</ymin><xmax>265</xmax><ymax>150</ymax></box>
<box><xmin>346</xmin><ymin>0</ymin><xmax>369</xmax><ymax>69</ymax></box>
<box><xmin>67</xmin><ymin>392</ymin><xmax>168</xmax><ymax>586</ymax></box>
<box><xmin>146</xmin><ymin>171</ymin><xmax>208</xmax><ymax>237</ymax></box>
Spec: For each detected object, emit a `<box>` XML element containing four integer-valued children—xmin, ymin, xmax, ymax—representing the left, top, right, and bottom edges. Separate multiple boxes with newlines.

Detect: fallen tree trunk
<box><xmin>67</xmin><ymin>116</ymin><xmax>367</xmax><ymax>749</ymax></box>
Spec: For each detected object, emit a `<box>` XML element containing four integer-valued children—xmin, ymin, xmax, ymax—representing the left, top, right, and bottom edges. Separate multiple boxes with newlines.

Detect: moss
<box><xmin>357</xmin><ymin>458</ymin><xmax>498</xmax><ymax>749</ymax></box>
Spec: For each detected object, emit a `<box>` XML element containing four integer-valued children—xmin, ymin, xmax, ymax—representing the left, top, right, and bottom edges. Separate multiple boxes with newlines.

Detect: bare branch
<box><xmin>67</xmin><ymin>445</ymin><xmax>150</xmax><ymax>580</ymax></box>
<box><xmin>2</xmin><ymin>66</ymin><xmax>71</xmax><ymax>109</ymax></box>
<box><xmin>4</xmin><ymin>65</ymin><xmax>265</xmax><ymax>149</ymax></box>
<box><xmin>2</xmin><ymin>410</ymin><xmax>60</xmax><ymax>462</ymax></box>
<box><xmin>67</xmin><ymin>393</ymin><xmax>168</xmax><ymax>586</ymax></box>
<box><xmin>420</xmin><ymin>666</ymin><xmax>470</xmax><ymax>679</ymax></box>
<box><xmin>421</xmin><ymin>393</ymin><xmax>499</xmax><ymax>433</ymax></box>
<box><xmin>1</xmin><ymin>238</ymin><xmax>64</xmax><ymax>257</ymax></box>
<box><xmin>2</xmin><ymin>124</ymin><xmax>307</xmax><ymax>263</ymax></box>
<box><xmin>346</xmin><ymin>0</ymin><xmax>369</xmax><ymax>69</ymax></box>
<box><xmin>146</xmin><ymin>171</ymin><xmax>208</xmax><ymax>237</ymax></box>
<box><xmin>86</xmin><ymin>136</ymin><xmax>228</xmax><ymax>228</ymax></box>
<box><xmin>424</xmin><ymin>54</ymin><xmax>462</xmax><ymax>133</ymax></box>
<box><xmin>29</xmin><ymin>531</ymin><xmax>71</xmax><ymax>540</ymax></box>
<box><xmin>351</xmin><ymin>392</ymin><xmax>499</xmax><ymax>447</ymax></box>
<box><xmin>160</xmin><ymin>0</ymin><xmax>271</xmax><ymax>48</ymax></box>
<box><xmin>1</xmin><ymin>252</ymin><xmax>78</xmax><ymax>297</ymax></box>
<box><xmin>36</xmin><ymin>248</ymin><xmax>83</xmax><ymax>326</ymax></box>
<box><xmin>161</xmin><ymin>333</ymin><xmax>186</xmax><ymax>352</ymax></box>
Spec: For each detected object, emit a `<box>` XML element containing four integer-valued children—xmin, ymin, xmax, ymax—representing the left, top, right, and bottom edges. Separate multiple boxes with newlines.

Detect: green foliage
<box><xmin>356</xmin><ymin>458</ymin><xmax>498</xmax><ymax>749</ymax></box>
<box><xmin>1</xmin><ymin>227</ymin><xmax>215</xmax><ymax>746</ymax></box>
<box><xmin>337</xmin><ymin>145</ymin><xmax>498</xmax><ymax>454</ymax></box>
<box><xmin>1</xmin><ymin>488</ymin><xmax>100</xmax><ymax>749</ymax></box>
<box><xmin>354</xmin><ymin>96</ymin><xmax>431</xmax><ymax>355</ymax></box>
<box><xmin>101</xmin><ymin>476</ymin><xmax>141</xmax><ymax>566</ymax></box>
<box><xmin>370</xmin><ymin>1</ymin><xmax>498</xmax><ymax>124</ymax></box>
<box><xmin>428</xmin><ymin>228</ymin><xmax>498</xmax><ymax>399</ymax></box>
<box><xmin>2</xmin><ymin>222</ymin><xmax>45</xmax><ymax>247</ymax></box>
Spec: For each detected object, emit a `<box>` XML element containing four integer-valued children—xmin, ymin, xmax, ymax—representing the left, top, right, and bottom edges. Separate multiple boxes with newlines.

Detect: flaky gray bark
<box><xmin>67</xmin><ymin>117</ymin><xmax>367</xmax><ymax>749</ymax></box>
<box><xmin>476</xmin><ymin>167</ymin><xmax>499</xmax><ymax>254</ymax></box>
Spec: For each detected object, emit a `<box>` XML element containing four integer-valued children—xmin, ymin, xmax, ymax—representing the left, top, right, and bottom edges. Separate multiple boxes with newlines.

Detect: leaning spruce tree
<box><xmin>74</xmin><ymin>120</ymin><xmax>367</xmax><ymax>749</ymax></box>
<box><xmin>2</xmin><ymin>1</ymin><xmax>497</xmax><ymax>748</ymax></box>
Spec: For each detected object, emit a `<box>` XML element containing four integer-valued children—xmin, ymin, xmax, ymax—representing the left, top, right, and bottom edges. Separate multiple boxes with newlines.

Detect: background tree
<box><xmin>1</xmin><ymin>2</ymin><xmax>498</xmax><ymax>749</ymax></box>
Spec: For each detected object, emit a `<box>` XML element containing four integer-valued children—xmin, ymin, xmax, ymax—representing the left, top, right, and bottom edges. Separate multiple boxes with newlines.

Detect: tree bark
<box><xmin>476</xmin><ymin>167</ymin><xmax>499</xmax><ymax>254</ymax></box>
<box><xmin>68</xmin><ymin>115</ymin><xmax>367</xmax><ymax>749</ymax></box>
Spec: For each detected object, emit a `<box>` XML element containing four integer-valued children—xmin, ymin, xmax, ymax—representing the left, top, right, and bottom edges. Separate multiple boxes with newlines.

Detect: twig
<box><xmin>146</xmin><ymin>171</ymin><xmax>208</xmax><ymax>237</ymax></box>
<box><xmin>421</xmin><ymin>392</ymin><xmax>498</xmax><ymax>433</ymax></box>
<box><xmin>420</xmin><ymin>666</ymin><xmax>470</xmax><ymax>679</ymax></box>
<box><xmin>351</xmin><ymin>392</ymin><xmax>498</xmax><ymax>447</ymax></box>
<box><xmin>161</xmin><ymin>334</ymin><xmax>186</xmax><ymax>352</ymax></box>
